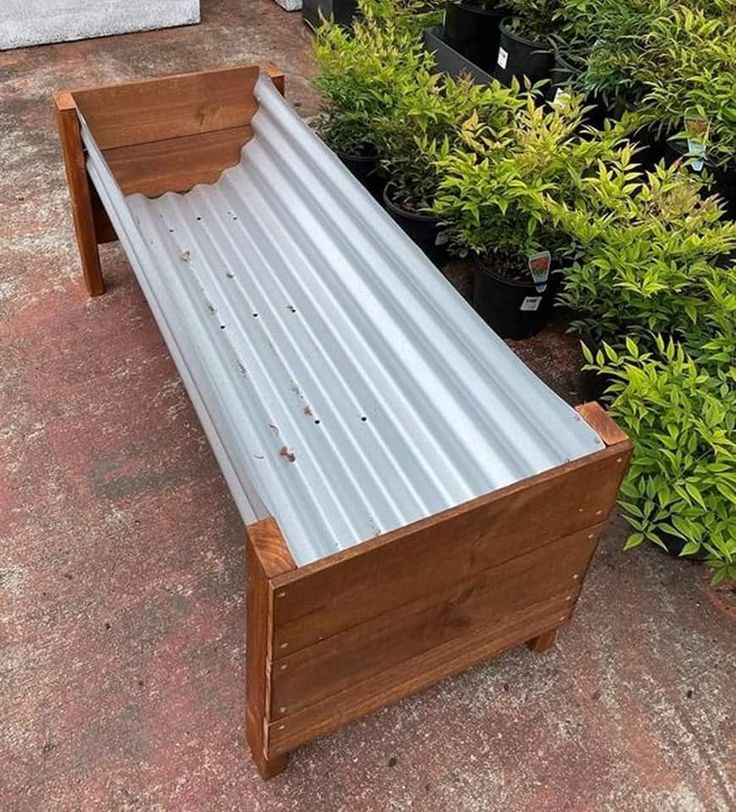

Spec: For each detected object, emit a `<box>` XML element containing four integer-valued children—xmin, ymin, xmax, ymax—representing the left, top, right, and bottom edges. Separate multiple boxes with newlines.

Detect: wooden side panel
<box><xmin>104</xmin><ymin>126</ymin><xmax>254</xmax><ymax>197</ymax></box>
<box><xmin>271</xmin><ymin>445</ymin><xmax>631</xmax><ymax>656</ymax></box>
<box><xmin>270</xmin><ymin>524</ymin><xmax>602</xmax><ymax>721</ymax></box>
<box><xmin>72</xmin><ymin>65</ymin><xmax>260</xmax><ymax>150</ymax></box>
<box><xmin>267</xmin><ymin>590</ymin><xmax>569</xmax><ymax>756</ymax></box>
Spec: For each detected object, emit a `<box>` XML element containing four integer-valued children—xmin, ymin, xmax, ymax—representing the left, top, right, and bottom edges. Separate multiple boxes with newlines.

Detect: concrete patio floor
<box><xmin>1</xmin><ymin>1</ymin><xmax>735</xmax><ymax>809</ymax></box>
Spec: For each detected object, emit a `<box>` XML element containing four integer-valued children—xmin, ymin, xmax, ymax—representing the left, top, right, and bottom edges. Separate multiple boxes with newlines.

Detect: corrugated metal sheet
<box><xmin>81</xmin><ymin>72</ymin><xmax>604</xmax><ymax>566</ymax></box>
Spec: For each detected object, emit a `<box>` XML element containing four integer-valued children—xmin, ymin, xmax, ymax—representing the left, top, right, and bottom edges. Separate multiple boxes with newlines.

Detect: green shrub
<box><xmin>504</xmin><ymin>0</ymin><xmax>562</xmax><ymax>41</ymax></box>
<box><xmin>431</xmin><ymin>91</ymin><xmax>629</xmax><ymax>262</ymax></box>
<box><xmin>378</xmin><ymin>75</ymin><xmax>525</xmax><ymax>211</ymax></box>
<box><xmin>312</xmin><ymin>7</ymin><xmax>428</xmax><ymax>155</ymax></box>
<box><xmin>587</xmin><ymin>337</ymin><xmax>736</xmax><ymax>583</ymax></box>
<box><xmin>546</xmin><ymin>162</ymin><xmax>736</xmax><ymax>345</ymax></box>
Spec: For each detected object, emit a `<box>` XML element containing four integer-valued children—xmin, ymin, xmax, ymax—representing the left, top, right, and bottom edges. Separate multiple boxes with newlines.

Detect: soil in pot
<box><xmin>383</xmin><ymin>184</ymin><xmax>447</xmax><ymax>267</ymax></box>
<box><xmin>337</xmin><ymin>145</ymin><xmax>385</xmax><ymax>201</ymax></box>
<box><xmin>493</xmin><ymin>16</ymin><xmax>554</xmax><ymax>88</ymax></box>
<box><xmin>665</xmin><ymin>139</ymin><xmax>736</xmax><ymax>220</ymax></box>
<box><xmin>443</xmin><ymin>1</ymin><xmax>510</xmax><ymax>74</ymax></box>
<box><xmin>473</xmin><ymin>251</ymin><xmax>560</xmax><ymax>340</ymax></box>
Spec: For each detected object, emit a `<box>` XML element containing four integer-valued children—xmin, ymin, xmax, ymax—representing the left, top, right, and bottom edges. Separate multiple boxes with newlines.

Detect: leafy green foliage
<box><xmin>312</xmin><ymin>5</ymin><xmax>428</xmax><ymax>155</ymax></box>
<box><xmin>586</xmin><ymin>337</ymin><xmax>736</xmax><ymax>584</ymax></box>
<box><xmin>504</xmin><ymin>0</ymin><xmax>561</xmax><ymax>42</ymax></box>
<box><xmin>546</xmin><ymin>162</ymin><xmax>736</xmax><ymax>344</ymax></box>
<box><xmin>431</xmin><ymin>91</ymin><xmax>630</xmax><ymax>263</ymax></box>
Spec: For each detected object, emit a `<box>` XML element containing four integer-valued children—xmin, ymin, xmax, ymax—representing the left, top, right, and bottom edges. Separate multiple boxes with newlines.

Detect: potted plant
<box><xmin>588</xmin><ymin>336</ymin><xmax>736</xmax><ymax>581</ymax></box>
<box><xmin>432</xmin><ymin>90</ymin><xmax>623</xmax><ymax>338</ymax></box>
<box><xmin>376</xmin><ymin>72</ymin><xmax>520</xmax><ymax>264</ymax></box>
<box><xmin>443</xmin><ymin>1</ymin><xmax>511</xmax><ymax>72</ymax></box>
<box><xmin>639</xmin><ymin>7</ymin><xmax>736</xmax><ymax>218</ymax></box>
<box><xmin>312</xmin><ymin>8</ymin><xmax>427</xmax><ymax>198</ymax></box>
<box><xmin>303</xmin><ymin>0</ymin><xmax>359</xmax><ymax>29</ymax></box>
<box><xmin>493</xmin><ymin>0</ymin><xmax>559</xmax><ymax>87</ymax></box>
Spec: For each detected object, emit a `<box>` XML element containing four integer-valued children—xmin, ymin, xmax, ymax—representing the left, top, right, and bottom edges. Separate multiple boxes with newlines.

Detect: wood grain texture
<box><xmin>54</xmin><ymin>92</ymin><xmax>105</xmax><ymax>296</ymax></box>
<box><xmin>245</xmin><ymin>518</ymin><xmax>295</xmax><ymax>779</ymax></box>
<box><xmin>269</xmin><ymin>525</ymin><xmax>601</xmax><ymax>720</ymax></box>
<box><xmin>267</xmin><ymin>594</ymin><xmax>570</xmax><ymax>756</ymax></box>
<box><xmin>104</xmin><ymin>126</ymin><xmax>253</xmax><ymax>197</ymax></box>
<box><xmin>72</xmin><ymin>65</ymin><xmax>260</xmax><ymax>150</ymax></box>
<box><xmin>576</xmin><ymin>402</ymin><xmax>630</xmax><ymax>448</ymax></box>
<box><xmin>271</xmin><ymin>446</ymin><xmax>630</xmax><ymax>657</ymax></box>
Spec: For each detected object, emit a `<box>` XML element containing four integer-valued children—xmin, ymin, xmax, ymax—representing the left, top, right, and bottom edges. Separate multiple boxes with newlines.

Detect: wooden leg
<box><xmin>54</xmin><ymin>92</ymin><xmax>105</xmax><ymax>297</ymax></box>
<box><xmin>245</xmin><ymin>519</ymin><xmax>297</xmax><ymax>780</ymax></box>
<box><xmin>252</xmin><ymin>749</ymin><xmax>288</xmax><ymax>780</ymax></box>
<box><xmin>527</xmin><ymin>629</ymin><xmax>557</xmax><ymax>654</ymax></box>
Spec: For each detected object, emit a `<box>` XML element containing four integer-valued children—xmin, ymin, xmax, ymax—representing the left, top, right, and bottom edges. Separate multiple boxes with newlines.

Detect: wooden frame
<box><xmin>54</xmin><ymin>63</ymin><xmax>285</xmax><ymax>296</ymax></box>
<box><xmin>55</xmin><ymin>65</ymin><xmax>632</xmax><ymax>779</ymax></box>
<box><xmin>245</xmin><ymin>401</ymin><xmax>631</xmax><ymax>777</ymax></box>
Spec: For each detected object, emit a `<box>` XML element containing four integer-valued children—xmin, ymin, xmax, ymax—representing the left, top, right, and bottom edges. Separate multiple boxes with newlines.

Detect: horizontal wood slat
<box><xmin>267</xmin><ymin>591</ymin><xmax>572</xmax><ymax>756</ymax></box>
<box><xmin>272</xmin><ymin>445</ymin><xmax>630</xmax><ymax>656</ymax></box>
<box><xmin>104</xmin><ymin>126</ymin><xmax>253</xmax><ymax>197</ymax></box>
<box><xmin>72</xmin><ymin>65</ymin><xmax>259</xmax><ymax>150</ymax></box>
<box><xmin>270</xmin><ymin>524</ymin><xmax>601</xmax><ymax>719</ymax></box>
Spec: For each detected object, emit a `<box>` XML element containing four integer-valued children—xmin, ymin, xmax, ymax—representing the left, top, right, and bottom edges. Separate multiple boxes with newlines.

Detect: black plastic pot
<box><xmin>336</xmin><ymin>146</ymin><xmax>385</xmax><ymax>201</ymax></box>
<box><xmin>548</xmin><ymin>53</ymin><xmax>609</xmax><ymax>131</ymax></box>
<box><xmin>472</xmin><ymin>254</ymin><xmax>559</xmax><ymax>339</ymax></box>
<box><xmin>383</xmin><ymin>184</ymin><xmax>446</xmax><ymax>267</ymax></box>
<box><xmin>659</xmin><ymin>532</ymin><xmax>709</xmax><ymax>562</ymax></box>
<box><xmin>302</xmin><ymin>0</ymin><xmax>358</xmax><ymax>29</ymax></box>
<box><xmin>666</xmin><ymin>139</ymin><xmax>736</xmax><ymax>220</ymax></box>
<box><xmin>443</xmin><ymin>2</ymin><xmax>510</xmax><ymax>74</ymax></box>
<box><xmin>423</xmin><ymin>26</ymin><xmax>494</xmax><ymax>84</ymax></box>
<box><xmin>493</xmin><ymin>17</ymin><xmax>554</xmax><ymax>88</ymax></box>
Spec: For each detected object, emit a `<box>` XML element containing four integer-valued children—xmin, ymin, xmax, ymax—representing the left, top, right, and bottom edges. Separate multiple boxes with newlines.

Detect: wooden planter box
<box><xmin>54</xmin><ymin>64</ymin><xmax>632</xmax><ymax>779</ymax></box>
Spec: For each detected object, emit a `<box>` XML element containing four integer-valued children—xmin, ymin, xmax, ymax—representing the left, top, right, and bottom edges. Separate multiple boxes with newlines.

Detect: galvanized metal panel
<box><xmin>81</xmin><ymin>72</ymin><xmax>604</xmax><ymax>566</ymax></box>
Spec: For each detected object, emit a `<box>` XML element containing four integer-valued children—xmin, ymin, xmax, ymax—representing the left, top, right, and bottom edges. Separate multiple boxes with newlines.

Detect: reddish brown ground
<box><xmin>1</xmin><ymin>2</ymin><xmax>735</xmax><ymax>809</ymax></box>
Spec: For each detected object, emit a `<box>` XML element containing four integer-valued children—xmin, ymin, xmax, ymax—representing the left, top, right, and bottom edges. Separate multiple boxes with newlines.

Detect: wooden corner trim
<box><xmin>246</xmin><ymin>517</ymin><xmax>296</xmax><ymax>579</ymax></box>
<box><xmin>576</xmin><ymin>402</ymin><xmax>630</xmax><ymax>448</ymax></box>
<box><xmin>261</xmin><ymin>62</ymin><xmax>285</xmax><ymax>96</ymax></box>
<box><xmin>53</xmin><ymin>90</ymin><xmax>76</xmax><ymax>111</ymax></box>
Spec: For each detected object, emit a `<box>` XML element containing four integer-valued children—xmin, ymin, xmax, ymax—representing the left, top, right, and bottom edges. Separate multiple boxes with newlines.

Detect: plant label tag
<box><xmin>497</xmin><ymin>47</ymin><xmax>508</xmax><ymax>69</ymax></box>
<box><xmin>687</xmin><ymin>139</ymin><xmax>706</xmax><ymax>172</ymax></box>
<box><xmin>528</xmin><ymin>250</ymin><xmax>551</xmax><ymax>292</ymax></box>
<box><xmin>434</xmin><ymin>230</ymin><xmax>449</xmax><ymax>246</ymax></box>
<box><xmin>520</xmin><ymin>296</ymin><xmax>542</xmax><ymax>312</ymax></box>
<box><xmin>685</xmin><ymin>117</ymin><xmax>708</xmax><ymax>172</ymax></box>
<box><xmin>553</xmin><ymin>86</ymin><xmax>571</xmax><ymax>107</ymax></box>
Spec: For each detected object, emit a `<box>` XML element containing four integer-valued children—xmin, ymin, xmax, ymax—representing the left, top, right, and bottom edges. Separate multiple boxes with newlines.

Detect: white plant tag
<box><xmin>497</xmin><ymin>47</ymin><xmax>508</xmax><ymax>69</ymax></box>
<box><xmin>687</xmin><ymin>139</ymin><xmax>706</xmax><ymax>172</ymax></box>
<box><xmin>434</xmin><ymin>230</ymin><xmax>449</xmax><ymax>246</ymax></box>
<box><xmin>528</xmin><ymin>250</ymin><xmax>552</xmax><ymax>292</ymax></box>
<box><xmin>520</xmin><ymin>296</ymin><xmax>542</xmax><ymax>312</ymax></box>
<box><xmin>553</xmin><ymin>86</ymin><xmax>571</xmax><ymax>107</ymax></box>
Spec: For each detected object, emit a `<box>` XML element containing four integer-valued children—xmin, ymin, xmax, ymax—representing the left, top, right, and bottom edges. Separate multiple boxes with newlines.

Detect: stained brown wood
<box><xmin>271</xmin><ymin>446</ymin><xmax>631</xmax><ymax>657</ymax></box>
<box><xmin>245</xmin><ymin>518</ymin><xmax>296</xmax><ymax>779</ymax></box>
<box><xmin>262</xmin><ymin>62</ymin><xmax>285</xmax><ymax>96</ymax></box>
<box><xmin>267</xmin><ymin>594</ymin><xmax>570</xmax><ymax>756</ymax></box>
<box><xmin>104</xmin><ymin>126</ymin><xmax>254</xmax><ymax>197</ymax></box>
<box><xmin>576</xmin><ymin>402</ymin><xmax>630</xmax><ymax>447</ymax></box>
<box><xmin>54</xmin><ymin>92</ymin><xmax>105</xmax><ymax>296</ymax></box>
<box><xmin>270</xmin><ymin>525</ymin><xmax>601</xmax><ymax>720</ymax></box>
<box><xmin>72</xmin><ymin>65</ymin><xmax>260</xmax><ymax>150</ymax></box>
<box><xmin>527</xmin><ymin>628</ymin><xmax>557</xmax><ymax>653</ymax></box>
<box><xmin>90</xmin><ymin>182</ymin><xmax>117</xmax><ymax>244</ymax></box>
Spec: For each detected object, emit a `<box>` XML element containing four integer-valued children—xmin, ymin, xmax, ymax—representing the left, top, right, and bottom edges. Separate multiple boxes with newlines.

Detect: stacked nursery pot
<box><xmin>494</xmin><ymin>15</ymin><xmax>554</xmax><ymax>87</ymax></box>
<box><xmin>442</xmin><ymin>1</ymin><xmax>510</xmax><ymax>73</ymax></box>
